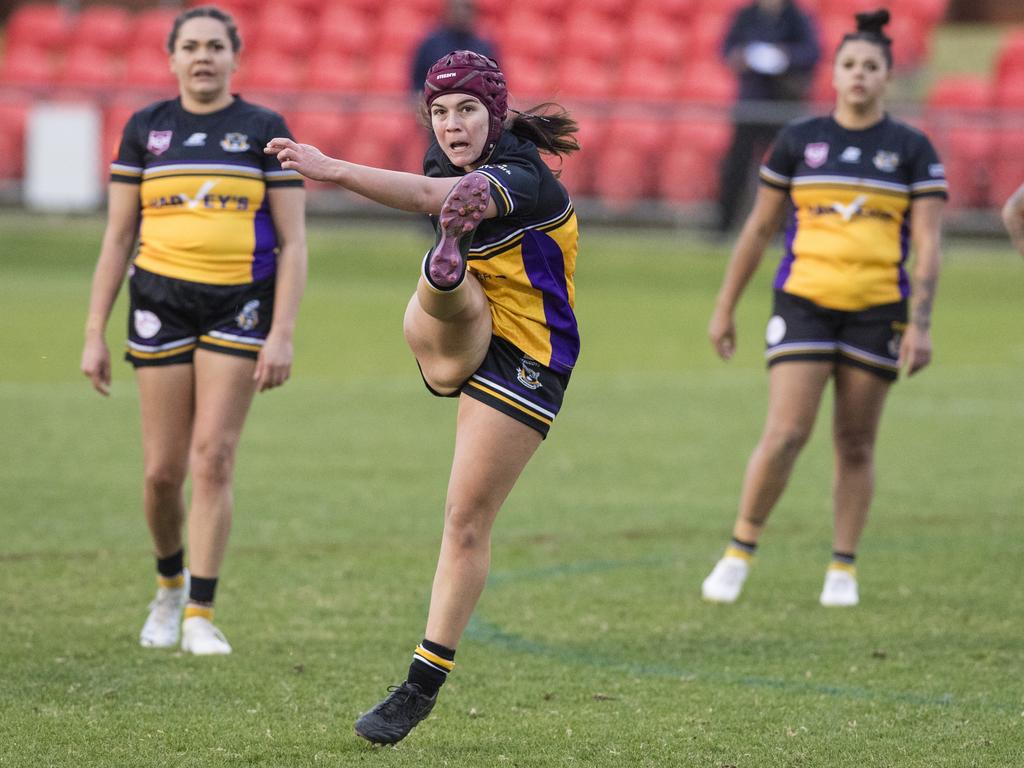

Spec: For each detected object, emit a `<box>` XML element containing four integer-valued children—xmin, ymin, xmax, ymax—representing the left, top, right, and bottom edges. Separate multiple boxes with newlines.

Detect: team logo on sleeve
<box><xmin>133</xmin><ymin>309</ymin><xmax>162</xmax><ymax>339</ymax></box>
<box><xmin>804</xmin><ymin>142</ymin><xmax>829</xmax><ymax>168</ymax></box>
<box><xmin>929</xmin><ymin>163</ymin><xmax>946</xmax><ymax>178</ymax></box>
<box><xmin>220</xmin><ymin>133</ymin><xmax>250</xmax><ymax>152</ymax></box>
<box><xmin>147</xmin><ymin>130</ymin><xmax>173</xmax><ymax>155</ymax></box>
<box><xmin>873</xmin><ymin>151</ymin><xmax>900</xmax><ymax>172</ymax></box>
<box><xmin>516</xmin><ymin>357</ymin><xmax>543</xmax><ymax>390</ymax></box>
<box><xmin>235</xmin><ymin>299</ymin><xmax>260</xmax><ymax>330</ymax></box>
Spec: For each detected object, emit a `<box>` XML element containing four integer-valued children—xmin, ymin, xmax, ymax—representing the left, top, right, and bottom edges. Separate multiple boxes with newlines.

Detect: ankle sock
<box><xmin>156</xmin><ymin>549</ymin><xmax>185</xmax><ymax>588</ymax></box>
<box><xmin>725</xmin><ymin>537</ymin><xmax>757</xmax><ymax>561</ymax></box>
<box><xmin>407</xmin><ymin>638</ymin><xmax>455</xmax><ymax>697</ymax></box>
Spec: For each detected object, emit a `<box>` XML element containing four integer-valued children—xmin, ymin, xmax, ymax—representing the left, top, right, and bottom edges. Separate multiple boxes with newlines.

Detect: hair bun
<box><xmin>855</xmin><ymin>9</ymin><xmax>891</xmax><ymax>36</ymax></box>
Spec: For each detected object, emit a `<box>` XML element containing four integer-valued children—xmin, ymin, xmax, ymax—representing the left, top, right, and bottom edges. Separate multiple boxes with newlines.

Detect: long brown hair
<box><xmin>507</xmin><ymin>103</ymin><xmax>580</xmax><ymax>159</ymax></box>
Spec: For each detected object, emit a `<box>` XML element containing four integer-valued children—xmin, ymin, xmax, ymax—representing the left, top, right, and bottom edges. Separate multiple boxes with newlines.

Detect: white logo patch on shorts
<box><xmin>236</xmin><ymin>299</ymin><xmax>260</xmax><ymax>331</ymax></box>
<box><xmin>133</xmin><ymin>309</ymin><xmax>162</xmax><ymax>339</ymax></box>
<box><xmin>516</xmin><ymin>357</ymin><xmax>543</xmax><ymax>390</ymax></box>
<box><xmin>765</xmin><ymin>315</ymin><xmax>787</xmax><ymax>346</ymax></box>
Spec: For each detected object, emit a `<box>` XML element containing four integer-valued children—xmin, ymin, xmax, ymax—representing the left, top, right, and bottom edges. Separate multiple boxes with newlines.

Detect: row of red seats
<box><xmin>3</xmin><ymin>0</ymin><xmax>946</xmax><ymax>84</ymax></box>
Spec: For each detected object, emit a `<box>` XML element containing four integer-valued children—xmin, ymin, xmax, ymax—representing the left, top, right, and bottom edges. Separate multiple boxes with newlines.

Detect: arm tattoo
<box><xmin>912</xmin><ymin>276</ymin><xmax>937</xmax><ymax>331</ymax></box>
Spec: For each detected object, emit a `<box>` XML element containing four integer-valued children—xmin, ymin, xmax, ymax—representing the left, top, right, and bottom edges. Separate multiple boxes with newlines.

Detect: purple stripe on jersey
<box><xmin>774</xmin><ymin>209</ymin><xmax>799</xmax><ymax>290</ymax></box>
<box><xmin>521</xmin><ymin>229</ymin><xmax>579</xmax><ymax>372</ymax></box>
<box><xmin>897</xmin><ymin>210</ymin><xmax>911</xmax><ymax>299</ymax></box>
<box><xmin>251</xmin><ymin>198</ymin><xmax>277</xmax><ymax>281</ymax></box>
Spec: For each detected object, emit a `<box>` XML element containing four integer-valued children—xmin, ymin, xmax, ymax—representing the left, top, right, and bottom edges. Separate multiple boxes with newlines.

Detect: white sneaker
<box><xmin>181</xmin><ymin>616</ymin><xmax>232</xmax><ymax>655</ymax></box>
<box><xmin>701</xmin><ymin>556</ymin><xmax>750</xmax><ymax>603</ymax></box>
<box><xmin>139</xmin><ymin>570</ymin><xmax>190</xmax><ymax>648</ymax></box>
<box><xmin>820</xmin><ymin>568</ymin><xmax>859</xmax><ymax>607</ymax></box>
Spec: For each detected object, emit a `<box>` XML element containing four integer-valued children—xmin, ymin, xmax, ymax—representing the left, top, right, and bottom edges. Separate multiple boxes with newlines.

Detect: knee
<box><xmin>144</xmin><ymin>463</ymin><xmax>186</xmax><ymax>498</ymax></box>
<box><xmin>834</xmin><ymin>430</ymin><xmax>875</xmax><ymax>467</ymax></box>
<box><xmin>442</xmin><ymin>504</ymin><xmax>492</xmax><ymax>555</ymax></box>
<box><xmin>762</xmin><ymin>426</ymin><xmax>811</xmax><ymax>460</ymax></box>
<box><xmin>190</xmin><ymin>438</ymin><xmax>236</xmax><ymax>487</ymax></box>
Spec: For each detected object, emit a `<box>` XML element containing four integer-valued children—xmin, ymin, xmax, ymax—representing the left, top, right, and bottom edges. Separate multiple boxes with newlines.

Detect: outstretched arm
<box><xmin>264</xmin><ymin>137</ymin><xmax>496</xmax><ymax>217</ymax></box>
<box><xmin>709</xmin><ymin>185</ymin><xmax>789</xmax><ymax>360</ymax></box>
<box><xmin>1001</xmin><ymin>181</ymin><xmax>1024</xmax><ymax>258</ymax></box>
<box><xmin>900</xmin><ymin>196</ymin><xmax>945</xmax><ymax>377</ymax></box>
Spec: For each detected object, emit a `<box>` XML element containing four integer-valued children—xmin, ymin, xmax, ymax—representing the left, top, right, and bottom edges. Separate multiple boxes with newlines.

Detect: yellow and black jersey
<box><xmin>425</xmin><ymin>132</ymin><xmax>579</xmax><ymax>374</ymax></box>
<box><xmin>759</xmin><ymin>114</ymin><xmax>948</xmax><ymax>311</ymax></box>
<box><xmin>110</xmin><ymin>97</ymin><xmax>303</xmax><ymax>286</ymax></box>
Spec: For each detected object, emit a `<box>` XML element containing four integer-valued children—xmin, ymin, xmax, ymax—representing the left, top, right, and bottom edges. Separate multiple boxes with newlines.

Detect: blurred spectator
<box><xmin>717</xmin><ymin>0</ymin><xmax>820</xmax><ymax>232</ymax></box>
<box><xmin>410</xmin><ymin>0</ymin><xmax>497</xmax><ymax>93</ymax></box>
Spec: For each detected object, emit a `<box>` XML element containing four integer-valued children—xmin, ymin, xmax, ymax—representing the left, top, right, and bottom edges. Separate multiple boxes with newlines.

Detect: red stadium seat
<box><xmin>634</xmin><ymin>0</ymin><xmax>698</xmax><ymax>20</ymax></box>
<box><xmin>818</xmin><ymin>0</ymin><xmax>882</xmax><ymax>17</ymax></box>
<box><xmin>995</xmin><ymin>30</ymin><xmax>1024</xmax><ymax>88</ymax></box>
<box><xmin>250</xmin><ymin>3</ymin><xmax>309</xmax><ymax>56</ymax></box>
<box><xmin>517</xmin><ymin>0</ymin><xmax>566</xmax><ymax>18</ymax></box>
<box><xmin>314</xmin><ymin>6</ymin><xmax>375</xmax><ymax>56</ymax></box>
<box><xmin>122</xmin><ymin>45</ymin><xmax>178</xmax><ymax>90</ymax></box>
<box><xmin>926</xmin><ymin>75</ymin><xmax>992</xmax><ymax>111</ymax></box>
<box><xmin>503</xmin><ymin>55</ymin><xmax>554</xmax><ymax>100</ymax></box>
<box><xmin>688</xmin><ymin>11</ymin><xmax>733</xmax><ymax>61</ymax></box>
<box><xmin>6</xmin><ymin>3</ymin><xmax>70</xmax><ymax>52</ymax></box>
<box><xmin>497</xmin><ymin>11</ymin><xmax>561</xmax><ymax>62</ymax></box>
<box><xmin>288</xmin><ymin>109</ymin><xmax>346</xmax><ymax>157</ymax></box>
<box><xmin>234</xmin><ymin>51</ymin><xmax>302</xmax><ymax>93</ymax></box>
<box><xmin>615</xmin><ymin>58</ymin><xmax>679</xmax><ymax>102</ymax></box>
<box><xmin>374</xmin><ymin>5</ymin><xmax>433</xmax><ymax>55</ymax></box>
<box><xmin>659</xmin><ymin>122</ymin><xmax>732</xmax><ymax>203</ymax></box>
<box><xmin>678</xmin><ymin>62</ymin><xmax>736</xmax><ymax>105</ymax></box>
<box><xmin>59</xmin><ymin>45</ymin><xmax>119</xmax><ymax>88</ymax></box>
<box><xmin>567</xmin><ymin>0</ymin><xmax>630</xmax><ymax>21</ymax></box>
<box><xmin>562</xmin><ymin>11</ymin><xmax>621</xmax><ymax>63</ymax></box>
<box><xmin>303</xmin><ymin>50</ymin><xmax>364</xmax><ymax>94</ymax></box>
<box><xmin>554</xmin><ymin>57</ymin><xmax>615</xmax><ymax>101</ymax></box>
<box><xmin>553</xmin><ymin>113</ymin><xmax>605</xmax><ymax>197</ymax></box>
<box><xmin>887</xmin><ymin>14</ymin><xmax>932</xmax><ymax>70</ymax></box>
<box><xmin>624</xmin><ymin>13</ymin><xmax>689</xmax><ymax>65</ymax></box>
<box><xmin>904</xmin><ymin>0</ymin><xmax>948</xmax><ymax>24</ymax></box>
<box><xmin>132</xmin><ymin>8</ymin><xmax>179</xmax><ymax>55</ymax></box>
<box><xmin>73</xmin><ymin>5</ymin><xmax>132</xmax><ymax>52</ymax></box>
<box><xmin>0</xmin><ymin>45</ymin><xmax>57</xmax><ymax>87</ymax></box>
<box><xmin>364</xmin><ymin>50</ymin><xmax>410</xmax><ymax>94</ymax></box>
<box><xmin>0</xmin><ymin>98</ymin><xmax>31</xmax><ymax>179</ymax></box>
<box><xmin>988</xmin><ymin>127</ymin><xmax>1024</xmax><ymax>207</ymax></box>
<box><xmin>594</xmin><ymin>145</ymin><xmax>656</xmax><ymax>211</ymax></box>
<box><xmin>103</xmin><ymin>98</ymin><xmax>150</xmax><ymax>164</ymax></box>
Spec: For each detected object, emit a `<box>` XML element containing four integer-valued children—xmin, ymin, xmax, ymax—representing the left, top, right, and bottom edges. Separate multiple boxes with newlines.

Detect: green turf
<box><xmin>1</xmin><ymin>213</ymin><xmax>1022</xmax><ymax>767</ymax></box>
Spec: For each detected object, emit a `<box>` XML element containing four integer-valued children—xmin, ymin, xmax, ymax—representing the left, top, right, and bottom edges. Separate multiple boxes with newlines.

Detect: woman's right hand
<box><xmin>708</xmin><ymin>306</ymin><xmax>737</xmax><ymax>361</ymax></box>
<box><xmin>264</xmin><ymin>137</ymin><xmax>336</xmax><ymax>182</ymax></box>
<box><xmin>81</xmin><ymin>335</ymin><xmax>112</xmax><ymax>396</ymax></box>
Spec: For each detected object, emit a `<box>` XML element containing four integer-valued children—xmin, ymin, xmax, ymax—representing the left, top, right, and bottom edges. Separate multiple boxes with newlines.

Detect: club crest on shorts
<box><xmin>516</xmin><ymin>357</ymin><xmax>543</xmax><ymax>390</ymax></box>
<box><xmin>220</xmin><ymin>132</ymin><xmax>250</xmax><ymax>152</ymax></box>
<box><xmin>147</xmin><ymin>130</ymin><xmax>173</xmax><ymax>156</ymax></box>
<box><xmin>235</xmin><ymin>299</ymin><xmax>260</xmax><ymax>330</ymax></box>
<box><xmin>133</xmin><ymin>309</ymin><xmax>162</xmax><ymax>339</ymax></box>
<box><xmin>765</xmin><ymin>315</ymin><xmax>787</xmax><ymax>346</ymax></box>
<box><xmin>888</xmin><ymin>325</ymin><xmax>904</xmax><ymax>358</ymax></box>
<box><xmin>804</xmin><ymin>142</ymin><xmax>829</xmax><ymax>168</ymax></box>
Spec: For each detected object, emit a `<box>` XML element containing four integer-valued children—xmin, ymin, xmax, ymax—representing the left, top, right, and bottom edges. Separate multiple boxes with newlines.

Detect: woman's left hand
<box><xmin>254</xmin><ymin>333</ymin><xmax>293</xmax><ymax>391</ymax></box>
<box><xmin>899</xmin><ymin>325</ymin><xmax>932</xmax><ymax>377</ymax></box>
<box><xmin>265</xmin><ymin>137</ymin><xmax>336</xmax><ymax>182</ymax></box>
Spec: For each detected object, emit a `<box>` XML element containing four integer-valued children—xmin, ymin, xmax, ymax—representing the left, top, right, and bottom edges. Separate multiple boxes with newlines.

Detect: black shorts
<box><xmin>125</xmin><ymin>266</ymin><xmax>275</xmax><ymax>367</ymax></box>
<box><xmin>764</xmin><ymin>290</ymin><xmax>907</xmax><ymax>381</ymax></box>
<box><xmin>419</xmin><ymin>335</ymin><xmax>570</xmax><ymax>438</ymax></box>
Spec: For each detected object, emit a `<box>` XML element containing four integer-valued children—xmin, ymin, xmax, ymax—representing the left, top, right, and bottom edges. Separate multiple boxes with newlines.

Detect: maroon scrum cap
<box><xmin>423</xmin><ymin>50</ymin><xmax>508</xmax><ymax>161</ymax></box>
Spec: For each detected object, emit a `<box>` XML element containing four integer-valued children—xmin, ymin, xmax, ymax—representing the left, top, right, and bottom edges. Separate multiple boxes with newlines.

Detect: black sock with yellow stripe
<box><xmin>156</xmin><ymin>548</ymin><xmax>185</xmax><ymax>589</ymax></box>
<box><xmin>407</xmin><ymin>638</ymin><xmax>455</xmax><ymax>697</ymax></box>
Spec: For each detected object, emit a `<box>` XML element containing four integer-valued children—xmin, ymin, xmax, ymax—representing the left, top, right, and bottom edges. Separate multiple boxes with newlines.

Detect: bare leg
<box><xmin>424</xmin><ymin>397</ymin><xmax>542</xmax><ymax>648</ymax></box>
<box><xmin>831</xmin><ymin>365</ymin><xmax>891</xmax><ymax>554</ymax></box>
<box><xmin>136</xmin><ymin>364</ymin><xmax>194</xmax><ymax>558</ymax></box>
<box><xmin>403</xmin><ymin>273</ymin><xmax>492</xmax><ymax>394</ymax></box>
<box><xmin>731</xmin><ymin>361</ymin><xmax>834</xmax><ymax>544</ymax></box>
<box><xmin>186</xmin><ymin>349</ymin><xmax>258</xmax><ymax>580</ymax></box>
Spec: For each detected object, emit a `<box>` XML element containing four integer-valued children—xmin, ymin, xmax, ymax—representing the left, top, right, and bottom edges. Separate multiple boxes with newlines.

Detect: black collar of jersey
<box><xmin>827</xmin><ymin>112</ymin><xmax>891</xmax><ymax>136</ymax></box>
<box><xmin>425</xmin><ymin>131</ymin><xmax>525</xmax><ymax>178</ymax></box>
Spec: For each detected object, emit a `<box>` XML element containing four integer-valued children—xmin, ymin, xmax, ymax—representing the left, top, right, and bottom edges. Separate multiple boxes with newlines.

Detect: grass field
<box><xmin>1</xmin><ymin>212</ymin><xmax>1022</xmax><ymax>767</ymax></box>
